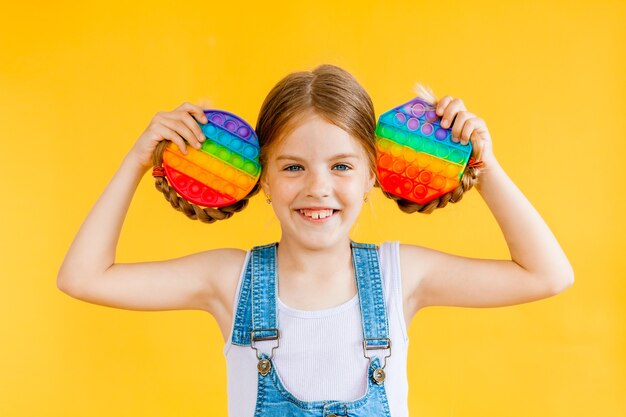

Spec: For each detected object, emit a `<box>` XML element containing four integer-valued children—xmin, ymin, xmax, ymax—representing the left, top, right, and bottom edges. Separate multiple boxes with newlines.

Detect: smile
<box><xmin>296</xmin><ymin>208</ymin><xmax>338</xmax><ymax>222</ymax></box>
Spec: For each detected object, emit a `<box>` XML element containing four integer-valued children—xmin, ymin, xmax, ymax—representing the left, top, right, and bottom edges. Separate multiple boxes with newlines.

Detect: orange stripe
<box><xmin>376</xmin><ymin>148</ymin><xmax>463</xmax><ymax>178</ymax></box>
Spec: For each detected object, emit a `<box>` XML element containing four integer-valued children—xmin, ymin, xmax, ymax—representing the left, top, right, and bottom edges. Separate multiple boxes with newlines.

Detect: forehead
<box><xmin>270</xmin><ymin>113</ymin><xmax>366</xmax><ymax>160</ymax></box>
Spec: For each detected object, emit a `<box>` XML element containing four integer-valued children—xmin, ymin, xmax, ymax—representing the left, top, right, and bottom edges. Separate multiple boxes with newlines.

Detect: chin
<box><xmin>282</xmin><ymin>230</ymin><xmax>351</xmax><ymax>251</ymax></box>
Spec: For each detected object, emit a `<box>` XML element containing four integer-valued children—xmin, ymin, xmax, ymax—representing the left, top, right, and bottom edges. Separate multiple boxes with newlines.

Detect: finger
<box><xmin>450</xmin><ymin>111</ymin><xmax>472</xmax><ymax>143</ymax></box>
<box><xmin>156</xmin><ymin>124</ymin><xmax>188</xmax><ymax>155</ymax></box>
<box><xmin>471</xmin><ymin>131</ymin><xmax>485</xmax><ymax>161</ymax></box>
<box><xmin>441</xmin><ymin>98</ymin><xmax>466</xmax><ymax>129</ymax></box>
<box><xmin>161</xmin><ymin>116</ymin><xmax>203</xmax><ymax>149</ymax></box>
<box><xmin>436</xmin><ymin>96</ymin><xmax>454</xmax><ymax>117</ymax></box>
<box><xmin>459</xmin><ymin>115</ymin><xmax>480</xmax><ymax>145</ymax></box>
<box><xmin>176</xmin><ymin>102</ymin><xmax>209</xmax><ymax>124</ymax></box>
<box><xmin>177</xmin><ymin>111</ymin><xmax>206</xmax><ymax>143</ymax></box>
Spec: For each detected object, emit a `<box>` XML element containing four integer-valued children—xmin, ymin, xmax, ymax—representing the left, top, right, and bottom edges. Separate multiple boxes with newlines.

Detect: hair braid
<box><xmin>152</xmin><ymin>140</ymin><xmax>261</xmax><ymax>223</ymax></box>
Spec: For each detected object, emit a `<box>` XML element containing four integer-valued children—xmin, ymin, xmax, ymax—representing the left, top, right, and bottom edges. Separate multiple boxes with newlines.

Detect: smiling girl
<box><xmin>57</xmin><ymin>64</ymin><xmax>574</xmax><ymax>416</ymax></box>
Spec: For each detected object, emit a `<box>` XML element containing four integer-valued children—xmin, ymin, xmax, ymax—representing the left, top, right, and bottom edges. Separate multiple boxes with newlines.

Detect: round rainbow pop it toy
<box><xmin>161</xmin><ymin>109</ymin><xmax>261</xmax><ymax>208</ymax></box>
<box><xmin>375</xmin><ymin>97</ymin><xmax>473</xmax><ymax>204</ymax></box>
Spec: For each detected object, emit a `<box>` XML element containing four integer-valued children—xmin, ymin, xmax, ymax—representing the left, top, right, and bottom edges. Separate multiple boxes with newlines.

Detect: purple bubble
<box><xmin>421</xmin><ymin>123</ymin><xmax>433</xmax><ymax>136</ymax></box>
<box><xmin>394</xmin><ymin>112</ymin><xmax>406</xmax><ymax>125</ymax></box>
<box><xmin>237</xmin><ymin>126</ymin><xmax>250</xmax><ymax>138</ymax></box>
<box><xmin>411</xmin><ymin>103</ymin><xmax>425</xmax><ymax>117</ymax></box>
<box><xmin>225</xmin><ymin>120</ymin><xmax>237</xmax><ymax>132</ymax></box>
<box><xmin>407</xmin><ymin>118</ymin><xmax>420</xmax><ymax>131</ymax></box>
<box><xmin>210</xmin><ymin>114</ymin><xmax>224</xmax><ymax>124</ymax></box>
<box><xmin>434</xmin><ymin>128</ymin><xmax>447</xmax><ymax>140</ymax></box>
<box><xmin>426</xmin><ymin>110</ymin><xmax>438</xmax><ymax>121</ymax></box>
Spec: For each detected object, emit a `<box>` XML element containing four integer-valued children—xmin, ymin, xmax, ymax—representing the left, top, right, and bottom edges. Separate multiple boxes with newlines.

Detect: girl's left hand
<box><xmin>435</xmin><ymin>96</ymin><xmax>497</xmax><ymax>167</ymax></box>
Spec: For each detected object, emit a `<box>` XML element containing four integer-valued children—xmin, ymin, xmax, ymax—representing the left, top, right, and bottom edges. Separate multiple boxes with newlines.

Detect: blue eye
<box><xmin>284</xmin><ymin>164</ymin><xmax>303</xmax><ymax>171</ymax></box>
<box><xmin>333</xmin><ymin>164</ymin><xmax>351</xmax><ymax>171</ymax></box>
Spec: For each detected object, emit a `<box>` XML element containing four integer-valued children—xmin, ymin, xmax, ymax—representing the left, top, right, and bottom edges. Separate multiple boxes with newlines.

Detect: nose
<box><xmin>305</xmin><ymin>169</ymin><xmax>331</xmax><ymax>198</ymax></box>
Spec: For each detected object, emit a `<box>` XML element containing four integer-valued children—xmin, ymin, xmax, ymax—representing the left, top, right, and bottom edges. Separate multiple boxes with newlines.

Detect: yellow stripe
<box><xmin>376</xmin><ymin>146</ymin><xmax>463</xmax><ymax>178</ymax></box>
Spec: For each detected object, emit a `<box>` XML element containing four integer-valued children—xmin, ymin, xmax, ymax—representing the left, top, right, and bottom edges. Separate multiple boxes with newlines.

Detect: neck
<box><xmin>276</xmin><ymin>235</ymin><xmax>353</xmax><ymax>283</ymax></box>
<box><xmin>275</xmin><ymin>235</ymin><xmax>359</xmax><ymax>309</ymax></box>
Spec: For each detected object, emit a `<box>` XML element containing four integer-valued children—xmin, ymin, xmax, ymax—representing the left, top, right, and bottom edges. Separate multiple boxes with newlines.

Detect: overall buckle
<box><xmin>362</xmin><ymin>337</ymin><xmax>392</xmax><ymax>385</ymax></box>
<box><xmin>251</xmin><ymin>328</ymin><xmax>280</xmax><ymax>377</ymax></box>
<box><xmin>250</xmin><ymin>328</ymin><xmax>280</xmax><ymax>360</ymax></box>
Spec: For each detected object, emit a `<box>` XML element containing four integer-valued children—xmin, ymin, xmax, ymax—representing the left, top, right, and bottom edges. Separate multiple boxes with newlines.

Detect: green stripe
<box><xmin>376</xmin><ymin>123</ymin><xmax>470</xmax><ymax>165</ymax></box>
<box><xmin>200</xmin><ymin>139</ymin><xmax>261</xmax><ymax>177</ymax></box>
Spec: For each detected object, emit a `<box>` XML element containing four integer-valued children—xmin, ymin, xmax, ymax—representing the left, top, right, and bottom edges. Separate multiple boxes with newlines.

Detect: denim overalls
<box><xmin>230</xmin><ymin>241</ymin><xmax>393</xmax><ymax>417</ymax></box>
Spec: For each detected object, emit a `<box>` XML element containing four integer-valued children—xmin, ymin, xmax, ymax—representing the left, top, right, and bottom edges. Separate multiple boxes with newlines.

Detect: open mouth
<box><xmin>297</xmin><ymin>208</ymin><xmax>338</xmax><ymax>221</ymax></box>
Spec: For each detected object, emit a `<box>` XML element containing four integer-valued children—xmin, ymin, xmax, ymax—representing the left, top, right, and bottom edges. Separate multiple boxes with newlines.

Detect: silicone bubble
<box><xmin>375</xmin><ymin>97</ymin><xmax>472</xmax><ymax>204</ymax></box>
<box><xmin>161</xmin><ymin>109</ymin><xmax>261</xmax><ymax>208</ymax></box>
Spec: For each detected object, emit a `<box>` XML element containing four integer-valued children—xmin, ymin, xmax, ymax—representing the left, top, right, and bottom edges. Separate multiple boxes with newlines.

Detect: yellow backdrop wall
<box><xmin>1</xmin><ymin>1</ymin><xmax>624</xmax><ymax>416</ymax></box>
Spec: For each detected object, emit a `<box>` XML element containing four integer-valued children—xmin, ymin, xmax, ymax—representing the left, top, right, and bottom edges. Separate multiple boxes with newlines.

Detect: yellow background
<box><xmin>1</xmin><ymin>0</ymin><xmax>624</xmax><ymax>416</ymax></box>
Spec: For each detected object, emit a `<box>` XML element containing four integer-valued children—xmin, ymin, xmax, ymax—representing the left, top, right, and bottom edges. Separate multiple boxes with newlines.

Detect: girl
<box><xmin>57</xmin><ymin>64</ymin><xmax>574</xmax><ymax>416</ymax></box>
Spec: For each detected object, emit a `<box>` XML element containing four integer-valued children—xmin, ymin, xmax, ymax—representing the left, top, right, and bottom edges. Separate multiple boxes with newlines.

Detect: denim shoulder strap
<box><xmin>351</xmin><ymin>241</ymin><xmax>390</xmax><ymax>349</ymax></box>
<box><xmin>230</xmin><ymin>242</ymin><xmax>278</xmax><ymax>346</ymax></box>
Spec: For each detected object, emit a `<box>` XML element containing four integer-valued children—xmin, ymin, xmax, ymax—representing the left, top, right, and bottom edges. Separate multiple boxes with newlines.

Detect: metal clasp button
<box><xmin>250</xmin><ymin>328</ymin><xmax>280</xmax><ymax>360</ymax></box>
<box><xmin>257</xmin><ymin>358</ymin><xmax>271</xmax><ymax>376</ymax></box>
<box><xmin>363</xmin><ymin>337</ymin><xmax>391</xmax><ymax>384</ymax></box>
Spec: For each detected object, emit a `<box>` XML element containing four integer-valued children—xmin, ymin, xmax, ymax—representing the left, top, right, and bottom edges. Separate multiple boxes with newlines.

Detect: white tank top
<box><xmin>223</xmin><ymin>241</ymin><xmax>410</xmax><ymax>416</ymax></box>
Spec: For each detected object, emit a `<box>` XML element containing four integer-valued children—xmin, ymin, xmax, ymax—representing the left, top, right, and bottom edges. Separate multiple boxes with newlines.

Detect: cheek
<box><xmin>337</xmin><ymin>177</ymin><xmax>366</xmax><ymax>201</ymax></box>
<box><xmin>271</xmin><ymin>180</ymin><xmax>299</xmax><ymax>202</ymax></box>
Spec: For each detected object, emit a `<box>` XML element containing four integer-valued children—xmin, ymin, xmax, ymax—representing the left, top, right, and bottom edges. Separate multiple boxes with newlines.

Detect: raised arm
<box><xmin>56</xmin><ymin>103</ymin><xmax>242</xmax><ymax>314</ymax></box>
<box><xmin>401</xmin><ymin>96</ymin><xmax>574</xmax><ymax>315</ymax></box>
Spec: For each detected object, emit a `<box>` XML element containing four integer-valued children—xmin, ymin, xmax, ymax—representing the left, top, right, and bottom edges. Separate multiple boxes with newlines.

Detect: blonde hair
<box><xmin>255</xmin><ymin>64</ymin><xmax>377</xmax><ymax>180</ymax></box>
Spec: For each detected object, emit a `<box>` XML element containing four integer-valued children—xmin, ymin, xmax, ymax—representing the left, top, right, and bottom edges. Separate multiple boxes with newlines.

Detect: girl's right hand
<box><xmin>129</xmin><ymin>102</ymin><xmax>209</xmax><ymax>170</ymax></box>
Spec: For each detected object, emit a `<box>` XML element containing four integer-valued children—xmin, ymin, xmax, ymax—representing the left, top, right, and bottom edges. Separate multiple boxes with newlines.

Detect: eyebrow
<box><xmin>275</xmin><ymin>153</ymin><xmax>360</xmax><ymax>161</ymax></box>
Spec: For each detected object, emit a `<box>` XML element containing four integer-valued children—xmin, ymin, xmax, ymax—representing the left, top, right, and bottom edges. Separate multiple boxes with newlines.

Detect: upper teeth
<box><xmin>300</xmin><ymin>209</ymin><xmax>334</xmax><ymax>219</ymax></box>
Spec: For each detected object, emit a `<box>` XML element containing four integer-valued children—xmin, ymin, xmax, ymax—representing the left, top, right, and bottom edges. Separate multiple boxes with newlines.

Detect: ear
<box><xmin>366</xmin><ymin>169</ymin><xmax>376</xmax><ymax>193</ymax></box>
<box><xmin>260</xmin><ymin>170</ymin><xmax>271</xmax><ymax>196</ymax></box>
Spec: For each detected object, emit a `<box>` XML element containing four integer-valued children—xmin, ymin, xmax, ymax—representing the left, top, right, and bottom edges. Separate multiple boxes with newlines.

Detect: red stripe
<box><xmin>164</xmin><ymin>165</ymin><xmax>237</xmax><ymax>208</ymax></box>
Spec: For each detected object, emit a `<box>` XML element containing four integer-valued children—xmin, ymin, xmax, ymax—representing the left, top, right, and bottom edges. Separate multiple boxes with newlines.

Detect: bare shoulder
<box><xmin>398</xmin><ymin>243</ymin><xmax>431</xmax><ymax>321</ymax></box>
<box><xmin>194</xmin><ymin>247</ymin><xmax>248</xmax><ymax>314</ymax></box>
<box><xmin>194</xmin><ymin>248</ymin><xmax>249</xmax><ymax>343</ymax></box>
